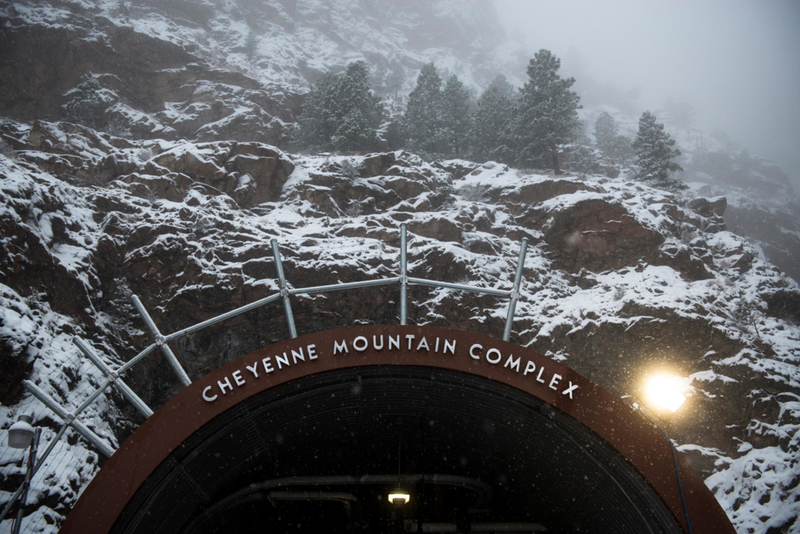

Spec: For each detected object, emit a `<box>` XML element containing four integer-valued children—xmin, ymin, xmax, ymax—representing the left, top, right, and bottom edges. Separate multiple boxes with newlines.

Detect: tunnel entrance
<box><xmin>134</xmin><ymin>367</ymin><xmax>679</xmax><ymax>533</ymax></box>
<box><xmin>60</xmin><ymin>326</ymin><xmax>734</xmax><ymax>534</ymax></box>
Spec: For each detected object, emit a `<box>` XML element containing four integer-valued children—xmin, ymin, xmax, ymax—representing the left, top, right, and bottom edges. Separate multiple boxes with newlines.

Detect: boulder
<box><xmin>225</xmin><ymin>144</ymin><xmax>295</xmax><ymax>207</ymax></box>
<box><xmin>689</xmin><ymin>196</ymin><xmax>727</xmax><ymax>217</ymax></box>
<box><xmin>656</xmin><ymin>245</ymin><xmax>713</xmax><ymax>281</ymax></box>
<box><xmin>380</xmin><ymin>176</ymin><xmax>429</xmax><ymax>199</ymax></box>
<box><xmin>121</xmin><ymin>172</ymin><xmax>195</xmax><ymax>203</ymax></box>
<box><xmin>433</xmin><ymin>160</ymin><xmax>479</xmax><ymax>179</ymax></box>
<box><xmin>361</xmin><ymin>152</ymin><xmax>396</xmax><ymax>177</ymax></box>
<box><xmin>153</xmin><ymin>149</ymin><xmax>225</xmax><ymax>183</ymax></box>
<box><xmin>503</xmin><ymin>179</ymin><xmax>597</xmax><ymax>215</ymax></box>
<box><xmin>543</xmin><ymin>199</ymin><xmax>664</xmax><ymax>273</ymax></box>
<box><xmin>516</xmin><ymin>179</ymin><xmax>596</xmax><ymax>205</ymax></box>
<box><xmin>407</xmin><ymin>217</ymin><xmax>462</xmax><ymax>243</ymax></box>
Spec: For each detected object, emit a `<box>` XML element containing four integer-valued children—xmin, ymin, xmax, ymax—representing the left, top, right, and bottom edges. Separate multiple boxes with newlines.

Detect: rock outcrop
<box><xmin>0</xmin><ymin>18</ymin><xmax>301</xmax><ymax>147</ymax></box>
<box><xmin>2</xmin><ymin>115</ymin><xmax>799</xmax><ymax>534</ymax></box>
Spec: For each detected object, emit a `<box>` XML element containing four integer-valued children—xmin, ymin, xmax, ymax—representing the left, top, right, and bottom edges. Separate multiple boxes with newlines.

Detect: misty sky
<box><xmin>493</xmin><ymin>0</ymin><xmax>800</xmax><ymax>190</ymax></box>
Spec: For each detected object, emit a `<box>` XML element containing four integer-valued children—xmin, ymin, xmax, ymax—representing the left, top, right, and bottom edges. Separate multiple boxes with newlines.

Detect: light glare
<box><xmin>645</xmin><ymin>375</ymin><xmax>686</xmax><ymax>413</ymax></box>
<box><xmin>388</xmin><ymin>492</ymin><xmax>410</xmax><ymax>505</ymax></box>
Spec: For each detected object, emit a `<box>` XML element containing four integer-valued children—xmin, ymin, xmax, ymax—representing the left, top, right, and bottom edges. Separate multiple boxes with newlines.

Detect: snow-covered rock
<box><xmin>0</xmin><ymin>120</ymin><xmax>798</xmax><ymax>532</ymax></box>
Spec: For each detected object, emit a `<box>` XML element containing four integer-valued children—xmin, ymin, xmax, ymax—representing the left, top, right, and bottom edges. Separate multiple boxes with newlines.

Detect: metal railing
<box><xmin>1</xmin><ymin>224</ymin><xmax>528</xmax><ymax>525</ymax></box>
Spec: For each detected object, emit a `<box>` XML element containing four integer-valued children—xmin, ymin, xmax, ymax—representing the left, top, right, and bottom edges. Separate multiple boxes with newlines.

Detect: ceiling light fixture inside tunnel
<box><xmin>388</xmin><ymin>488</ymin><xmax>411</xmax><ymax>505</ymax></box>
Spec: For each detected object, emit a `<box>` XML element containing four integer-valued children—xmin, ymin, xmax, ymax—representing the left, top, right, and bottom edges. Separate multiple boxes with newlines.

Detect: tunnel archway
<box><xmin>60</xmin><ymin>325</ymin><xmax>734</xmax><ymax>533</ymax></box>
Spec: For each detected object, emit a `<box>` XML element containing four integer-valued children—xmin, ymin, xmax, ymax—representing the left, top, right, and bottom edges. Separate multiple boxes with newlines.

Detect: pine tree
<box><xmin>594</xmin><ymin>111</ymin><xmax>633</xmax><ymax>165</ymax></box>
<box><xmin>510</xmin><ymin>49</ymin><xmax>581</xmax><ymax>173</ymax></box>
<box><xmin>610</xmin><ymin>135</ymin><xmax>634</xmax><ymax>165</ymax></box>
<box><xmin>333</xmin><ymin>108</ymin><xmax>373</xmax><ymax>152</ymax></box>
<box><xmin>386</xmin><ymin>59</ymin><xmax>405</xmax><ymax>100</ymax></box>
<box><xmin>402</xmin><ymin>63</ymin><xmax>444</xmax><ymax>158</ymax></box>
<box><xmin>294</xmin><ymin>72</ymin><xmax>340</xmax><ymax>151</ymax></box>
<box><xmin>64</xmin><ymin>78</ymin><xmax>104</xmax><ymax>128</ymax></box>
<box><xmin>568</xmin><ymin>145</ymin><xmax>602</xmax><ymax>176</ymax></box>
<box><xmin>369</xmin><ymin>61</ymin><xmax>389</xmax><ymax>95</ymax></box>
<box><xmin>440</xmin><ymin>74</ymin><xmax>472</xmax><ymax>159</ymax></box>
<box><xmin>294</xmin><ymin>61</ymin><xmax>382</xmax><ymax>153</ymax></box>
<box><xmin>632</xmin><ymin>111</ymin><xmax>685</xmax><ymax>190</ymax></box>
<box><xmin>594</xmin><ymin>112</ymin><xmax>618</xmax><ymax>155</ymax></box>
<box><xmin>471</xmin><ymin>75</ymin><xmax>515</xmax><ymax>163</ymax></box>
<box><xmin>566</xmin><ymin>121</ymin><xmax>601</xmax><ymax>176</ymax></box>
<box><xmin>333</xmin><ymin>62</ymin><xmax>381</xmax><ymax>151</ymax></box>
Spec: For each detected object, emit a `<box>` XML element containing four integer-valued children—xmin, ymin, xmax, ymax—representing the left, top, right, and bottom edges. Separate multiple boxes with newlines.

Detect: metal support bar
<box><xmin>31</xmin><ymin>423</ymin><xmax>69</xmax><ymax>478</ymax></box>
<box><xmin>11</xmin><ymin>428</ymin><xmax>40</xmax><ymax>534</ymax></box>
<box><xmin>0</xmin><ymin>482</ymin><xmax>23</xmax><ymax>524</ymax></box>
<box><xmin>74</xmin><ymin>338</ymin><xmax>153</xmax><ymax>418</ymax></box>
<box><xmin>131</xmin><ymin>295</ymin><xmax>192</xmax><ymax>387</ymax></box>
<box><xmin>23</xmin><ymin>381</ymin><xmax>116</xmax><ymax>458</ymax></box>
<box><xmin>117</xmin><ymin>342</ymin><xmax>158</xmax><ymax>375</ymax></box>
<box><xmin>503</xmin><ymin>238</ymin><xmax>529</xmax><ymax>342</ymax></box>
<box><xmin>0</xmin><ymin>426</ymin><xmax>48</xmax><ymax>525</ymax></box>
<box><xmin>166</xmin><ymin>293</ymin><xmax>283</xmax><ymax>341</ymax></box>
<box><xmin>73</xmin><ymin>379</ymin><xmax>115</xmax><ymax>418</ymax></box>
<box><xmin>271</xmin><ymin>239</ymin><xmax>297</xmax><ymax>339</ymax></box>
<box><xmin>290</xmin><ymin>277</ymin><xmax>400</xmax><ymax>296</ymax></box>
<box><xmin>407</xmin><ymin>277</ymin><xmax>511</xmax><ymax>297</ymax></box>
<box><xmin>400</xmin><ymin>224</ymin><xmax>408</xmax><ymax>325</ymax></box>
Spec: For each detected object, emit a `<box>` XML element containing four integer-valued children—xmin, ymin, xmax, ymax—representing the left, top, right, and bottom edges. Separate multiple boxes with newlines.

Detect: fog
<box><xmin>493</xmin><ymin>0</ymin><xmax>800</xmax><ymax>191</ymax></box>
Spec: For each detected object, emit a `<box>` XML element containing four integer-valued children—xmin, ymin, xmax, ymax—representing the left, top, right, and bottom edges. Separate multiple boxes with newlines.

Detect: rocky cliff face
<box><xmin>1</xmin><ymin>117</ymin><xmax>799</xmax><ymax>532</ymax></box>
<box><xmin>684</xmin><ymin>146</ymin><xmax>800</xmax><ymax>285</ymax></box>
<box><xmin>0</xmin><ymin>1</ymin><xmax>799</xmax><ymax>533</ymax></box>
<box><xmin>0</xmin><ymin>15</ymin><xmax>300</xmax><ymax>146</ymax></box>
<box><xmin>0</xmin><ymin>0</ymin><xmax>518</xmax><ymax>147</ymax></box>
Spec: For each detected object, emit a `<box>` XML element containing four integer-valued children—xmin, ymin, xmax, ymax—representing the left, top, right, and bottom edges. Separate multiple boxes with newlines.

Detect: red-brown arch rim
<box><xmin>60</xmin><ymin>325</ymin><xmax>734</xmax><ymax>533</ymax></box>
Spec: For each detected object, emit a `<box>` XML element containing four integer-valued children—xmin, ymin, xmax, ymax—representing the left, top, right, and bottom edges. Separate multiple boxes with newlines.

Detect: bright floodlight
<box><xmin>645</xmin><ymin>375</ymin><xmax>686</xmax><ymax>413</ymax></box>
<box><xmin>388</xmin><ymin>491</ymin><xmax>410</xmax><ymax>505</ymax></box>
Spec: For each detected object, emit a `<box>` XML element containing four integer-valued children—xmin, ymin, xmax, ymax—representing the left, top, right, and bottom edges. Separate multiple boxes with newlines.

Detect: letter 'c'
<box><xmin>469</xmin><ymin>344</ymin><xmax>482</xmax><ymax>360</ymax></box>
<box><xmin>202</xmin><ymin>386</ymin><xmax>218</xmax><ymax>402</ymax></box>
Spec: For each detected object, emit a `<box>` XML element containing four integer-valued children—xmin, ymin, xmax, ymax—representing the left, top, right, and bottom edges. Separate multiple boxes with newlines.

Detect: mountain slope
<box><xmin>0</xmin><ymin>0</ymin><xmax>523</xmax><ymax>146</ymax></box>
<box><xmin>0</xmin><ymin>118</ymin><xmax>798</xmax><ymax>532</ymax></box>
